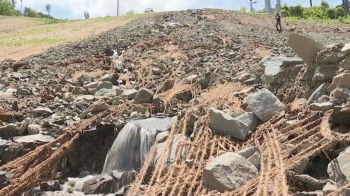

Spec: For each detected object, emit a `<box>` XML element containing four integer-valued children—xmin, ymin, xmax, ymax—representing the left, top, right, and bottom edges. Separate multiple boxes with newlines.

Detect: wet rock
<box><xmin>209</xmin><ymin>108</ymin><xmax>249</xmax><ymax>140</ymax></box>
<box><xmin>134</xmin><ymin>88</ymin><xmax>154</xmax><ymax>104</ymax></box>
<box><xmin>307</xmin><ymin>83</ymin><xmax>327</xmax><ymax>105</ymax></box>
<box><xmin>237</xmin><ymin>146</ymin><xmax>261</xmax><ymax>169</ymax></box>
<box><xmin>27</xmin><ymin>124</ymin><xmax>42</xmax><ymax>135</ymax></box>
<box><xmin>0</xmin><ymin>124</ymin><xmax>19</xmax><ymax>138</ymax></box>
<box><xmin>260</xmin><ymin>56</ymin><xmax>303</xmax><ymax>85</ymax></box>
<box><xmin>245</xmin><ymin>88</ymin><xmax>285</xmax><ymax>122</ymax></box>
<box><xmin>287</xmin><ymin>33</ymin><xmax>324</xmax><ymax>64</ymax></box>
<box><xmin>328</xmin><ymin>146</ymin><xmax>350</xmax><ymax>186</ymax></box>
<box><xmin>235</xmin><ymin>112</ymin><xmax>260</xmax><ymax>132</ymax></box>
<box><xmin>202</xmin><ymin>152</ymin><xmax>258</xmax><ymax>192</ymax></box>
<box><xmin>121</xmin><ymin>89</ymin><xmax>138</xmax><ymax>100</ymax></box>
<box><xmin>310</xmin><ymin>102</ymin><xmax>333</xmax><ymax>111</ymax></box>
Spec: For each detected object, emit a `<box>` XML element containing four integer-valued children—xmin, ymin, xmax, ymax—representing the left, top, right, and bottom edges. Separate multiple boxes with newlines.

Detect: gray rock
<box><xmin>0</xmin><ymin>124</ymin><xmax>19</xmax><ymax>138</ymax></box>
<box><xmin>209</xmin><ymin>108</ymin><xmax>250</xmax><ymax>141</ymax></box>
<box><xmin>328</xmin><ymin>146</ymin><xmax>350</xmax><ymax>186</ymax></box>
<box><xmin>152</xmin><ymin>67</ymin><xmax>162</xmax><ymax>75</ymax></box>
<box><xmin>76</xmin><ymin>95</ymin><xmax>95</xmax><ymax>102</ymax></box>
<box><xmin>156</xmin><ymin>134</ymin><xmax>188</xmax><ymax>164</ymax></box>
<box><xmin>237</xmin><ymin>146</ymin><xmax>261</xmax><ymax>169</ymax></box>
<box><xmin>1</xmin><ymin>142</ymin><xmax>23</xmax><ymax>163</ymax></box>
<box><xmin>307</xmin><ymin>83</ymin><xmax>327</xmax><ymax>105</ymax></box>
<box><xmin>287</xmin><ymin>33</ymin><xmax>324</xmax><ymax>64</ymax></box>
<box><xmin>121</xmin><ymin>89</ymin><xmax>138</xmax><ymax>100</ymax></box>
<box><xmin>184</xmin><ymin>74</ymin><xmax>199</xmax><ymax>84</ymax></box>
<box><xmin>100</xmin><ymin>74</ymin><xmax>118</xmax><ymax>85</ymax></box>
<box><xmin>96</xmin><ymin>81</ymin><xmax>113</xmax><ymax>91</ymax></box>
<box><xmin>72</xmin><ymin>87</ymin><xmax>88</xmax><ymax>95</ymax></box>
<box><xmin>331</xmin><ymin>88</ymin><xmax>350</xmax><ymax>100</ymax></box>
<box><xmin>323</xmin><ymin>182</ymin><xmax>337</xmax><ymax>195</ymax></box>
<box><xmin>32</xmin><ymin>107</ymin><xmax>53</xmax><ymax>117</ymax></box>
<box><xmin>310</xmin><ymin>102</ymin><xmax>333</xmax><ymax>111</ymax></box>
<box><xmin>156</xmin><ymin>131</ymin><xmax>169</xmax><ymax>143</ymax></box>
<box><xmin>333</xmin><ymin>72</ymin><xmax>350</xmax><ymax>89</ymax></box>
<box><xmin>202</xmin><ymin>152</ymin><xmax>258</xmax><ymax>192</ymax></box>
<box><xmin>245</xmin><ymin>88</ymin><xmax>285</xmax><ymax>122</ymax></box>
<box><xmin>13</xmin><ymin>134</ymin><xmax>54</xmax><ymax>144</ymax></box>
<box><xmin>341</xmin><ymin>43</ymin><xmax>350</xmax><ymax>55</ymax></box>
<box><xmin>19</xmin><ymin>118</ymin><xmax>31</xmax><ymax>135</ymax></box>
<box><xmin>260</xmin><ymin>56</ymin><xmax>303</xmax><ymax>84</ymax></box>
<box><xmin>0</xmin><ymin>171</ymin><xmax>14</xmax><ymax>189</ymax></box>
<box><xmin>27</xmin><ymin>124</ymin><xmax>42</xmax><ymax>135</ymax></box>
<box><xmin>63</xmin><ymin>93</ymin><xmax>75</xmax><ymax>102</ymax></box>
<box><xmin>0</xmin><ymin>139</ymin><xmax>11</xmax><ymax>155</ymax></box>
<box><xmin>235</xmin><ymin>112</ymin><xmax>260</xmax><ymax>132</ymax></box>
<box><xmin>134</xmin><ymin>88</ymin><xmax>154</xmax><ymax>104</ymax></box>
<box><xmin>77</xmin><ymin>74</ymin><xmax>92</xmax><ymax>86</ymax></box>
<box><xmin>80</xmin><ymin>100</ymin><xmax>109</xmax><ymax>119</ymax></box>
<box><xmin>95</xmin><ymin>89</ymin><xmax>117</xmax><ymax>97</ymax></box>
<box><xmin>84</xmin><ymin>82</ymin><xmax>99</xmax><ymax>89</ymax></box>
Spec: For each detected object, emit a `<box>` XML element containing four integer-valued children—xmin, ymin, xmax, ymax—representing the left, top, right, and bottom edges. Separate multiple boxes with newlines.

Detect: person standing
<box><xmin>275</xmin><ymin>13</ymin><xmax>282</xmax><ymax>32</ymax></box>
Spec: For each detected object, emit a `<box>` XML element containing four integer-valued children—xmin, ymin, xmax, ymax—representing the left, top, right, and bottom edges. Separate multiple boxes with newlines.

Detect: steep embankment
<box><xmin>0</xmin><ymin>9</ymin><xmax>350</xmax><ymax>196</ymax></box>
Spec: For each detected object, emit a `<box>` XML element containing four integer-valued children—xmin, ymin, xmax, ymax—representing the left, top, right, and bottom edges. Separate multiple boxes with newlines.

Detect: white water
<box><xmin>102</xmin><ymin>122</ymin><xmax>157</xmax><ymax>174</ymax></box>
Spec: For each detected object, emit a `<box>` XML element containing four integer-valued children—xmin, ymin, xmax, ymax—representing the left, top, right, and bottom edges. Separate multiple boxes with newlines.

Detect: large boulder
<box><xmin>307</xmin><ymin>83</ymin><xmax>327</xmax><ymax>105</ymax></box>
<box><xmin>328</xmin><ymin>146</ymin><xmax>350</xmax><ymax>186</ymax></box>
<box><xmin>209</xmin><ymin>108</ymin><xmax>250</xmax><ymax>140</ymax></box>
<box><xmin>0</xmin><ymin>124</ymin><xmax>19</xmax><ymax>138</ymax></box>
<box><xmin>287</xmin><ymin>33</ymin><xmax>324</xmax><ymax>64</ymax></box>
<box><xmin>202</xmin><ymin>152</ymin><xmax>258</xmax><ymax>192</ymax></box>
<box><xmin>245</xmin><ymin>89</ymin><xmax>285</xmax><ymax>122</ymax></box>
<box><xmin>341</xmin><ymin>43</ymin><xmax>350</xmax><ymax>55</ymax></box>
<box><xmin>260</xmin><ymin>56</ymin><xmax>303</xmax><ymax>85</ymax></box>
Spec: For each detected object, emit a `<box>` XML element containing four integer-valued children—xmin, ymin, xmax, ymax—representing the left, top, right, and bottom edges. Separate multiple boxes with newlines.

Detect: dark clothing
<box><xmin>275</xmin><ymin>14</ymin><xmax>282</xmax><ymax>31</ymax></box>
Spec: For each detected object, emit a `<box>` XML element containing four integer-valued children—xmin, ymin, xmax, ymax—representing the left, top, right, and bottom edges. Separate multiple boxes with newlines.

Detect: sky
<box><xmin>15</xmin><ymin>0</ymin><xmax>343</xmax><ymax>20</ymax></box>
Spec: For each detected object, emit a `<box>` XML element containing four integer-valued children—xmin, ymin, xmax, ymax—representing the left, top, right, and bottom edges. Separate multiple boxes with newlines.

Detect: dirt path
<box><xmin>0</xmin><ymin>16</ymin><xmax>134</xmax><ymax>61</ymax></box>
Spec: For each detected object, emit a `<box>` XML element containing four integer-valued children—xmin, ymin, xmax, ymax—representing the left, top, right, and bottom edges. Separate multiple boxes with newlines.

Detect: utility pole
<box><xmin>310</xmin><ymin>0</ymin><xmax>312</xmax><ymax>7</ymax></box>
<box><xmin>343</xmin><ymin>0</ymin><xmax>348</xmax><ymax>18</ymax></box>
<box><xmin>117</xmin><ymin>0</ymin><xmax>119</xmax><ymax>16</ymax></box>
<box><xmin>249</xmin><ymin>0</ymin><xmax>257</xmax><ymax>12</ymax></box>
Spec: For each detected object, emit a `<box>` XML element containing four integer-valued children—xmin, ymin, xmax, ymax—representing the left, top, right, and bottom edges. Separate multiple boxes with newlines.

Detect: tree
<box><xmin>0</xmin><ymin>0</ymin><xmax>17</xmax><ymax>15</ymax></box>
<box><xmin>83</xmin><ymin>10</ymin><xmax>90</xmax><ymax>19</ymax></box>
<box><xmin>321</xmin><ymin>0</ymin><xmax>330</xmax><ymax>9</ymax></box>
<box><xmin>126</xmin><ymin>9</ymin><xmax>135</xmax><ymax>15</ymax></box>
<box><xmin>45</xmin><ymin>3</ymin><xmax>50</xmax><ymax>16</ymax></box>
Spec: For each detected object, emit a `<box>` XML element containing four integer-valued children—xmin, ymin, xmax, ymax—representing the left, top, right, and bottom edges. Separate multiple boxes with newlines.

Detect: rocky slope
<box><xmin>0</xmin><ymin>9</ymin><xmax>350</xmax><ymax>196</ymax></box>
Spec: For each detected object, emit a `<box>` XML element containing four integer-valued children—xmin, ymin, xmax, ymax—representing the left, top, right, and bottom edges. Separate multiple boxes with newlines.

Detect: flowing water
<box><xmin>49</xmin><ymin>117</ymin><xmax>177</xmax><ymax>195</ymax></box>
<box><xmin>102</xmin><ymin>116</ymin><xmax>177</xmax><ymax>174</ymax></box>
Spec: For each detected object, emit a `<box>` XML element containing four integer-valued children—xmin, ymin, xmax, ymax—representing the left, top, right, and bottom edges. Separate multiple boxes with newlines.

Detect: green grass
<box><xmin>0</xmin><ymin>37</ymin><xmax>65</xmax><ymax>46</ymax></box>
<box><xmin>284</xmin><ymin>16</ymin><xmax>350</xmax><ymax>25</ymax></box>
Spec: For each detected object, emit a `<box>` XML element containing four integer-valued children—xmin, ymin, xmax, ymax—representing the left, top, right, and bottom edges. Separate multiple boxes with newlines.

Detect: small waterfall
<box><xmin>102</xmin><ymin>122</ymin><xmax>157</xmax><ymax>175</ymax></box>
